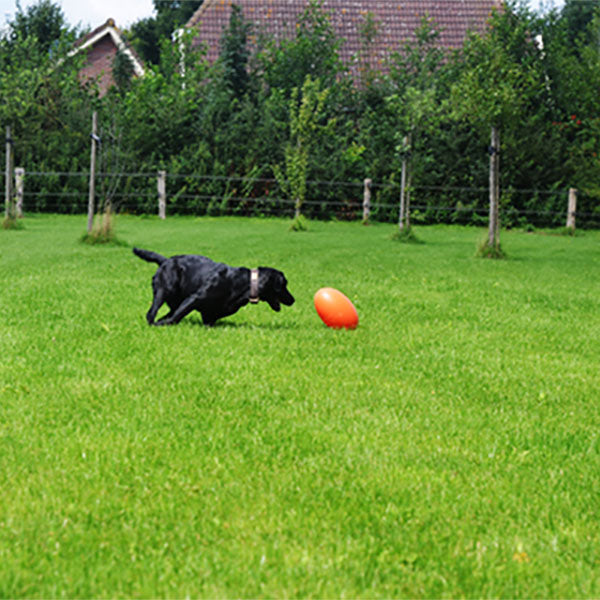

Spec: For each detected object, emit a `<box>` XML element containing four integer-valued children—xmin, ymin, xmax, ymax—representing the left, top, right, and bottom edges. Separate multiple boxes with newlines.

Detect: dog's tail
<box><xmin>133</xmin><ymin>247</ymin><xmax>167</xmax><ymax>265</ymax></box>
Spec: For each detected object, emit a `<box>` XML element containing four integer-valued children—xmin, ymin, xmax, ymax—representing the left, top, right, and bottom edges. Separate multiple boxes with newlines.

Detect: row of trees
<box><xmin>1</xmin><ymin>0</ymin><xmax>600</xmax><ymax>232</ymax></box>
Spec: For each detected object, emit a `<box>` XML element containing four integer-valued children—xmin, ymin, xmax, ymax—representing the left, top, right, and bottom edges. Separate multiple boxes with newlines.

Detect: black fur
<box><xmin>133</xmin><ymin>247</ymin><xmax>295</xmax><ymax>326</ymax></box>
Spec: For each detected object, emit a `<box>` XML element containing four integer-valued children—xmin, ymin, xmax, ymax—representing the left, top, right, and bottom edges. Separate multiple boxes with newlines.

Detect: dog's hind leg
<box><xmin>146</xmin><ymin>287</ymin><xmax>166</xmax><ymax>325</ymax></box>
<box><xmin>154</xmin><ymin>295</ymin><xmax>200</xmax><ymax>326</ymax></box>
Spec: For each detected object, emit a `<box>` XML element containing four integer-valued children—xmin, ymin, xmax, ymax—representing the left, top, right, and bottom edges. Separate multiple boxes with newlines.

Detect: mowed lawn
<box><xmin>1</xmin><ymin>214</ymin><xmax>599</xmax><ymax>598</ymax></box>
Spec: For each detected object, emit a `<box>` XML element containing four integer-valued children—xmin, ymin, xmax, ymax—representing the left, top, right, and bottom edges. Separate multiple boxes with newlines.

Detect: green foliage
<box><xmin>80</xmin><ymin>206</ymin><xmax>126</xmax><ymax>245</ymax></box>
<box><xmin>259</xmin><ymin>0</ymin><xmax>344</xmax><ymax>93</ymax></box>
<box><xmin>355</xmin><ymin>11</ymin><xmax>381</xmax><ymax>88</ymax></box>
<box><xmin>112</xmin><ymin>48</ymin><xmax>135</xmax><ymax>93</ymax></box>
<box><xmin>0</xmin><ymin>33</ymin><xmax>49</xmax><ymax>123</ymax></box>
<box><xmin>129</xmin><ymin>0</ymin><xmax>203</xmax><ymax>65</ymax></box>
<box><xmin>129</xmin><ymin>17</ymin><xmax>160</xmax><ymax>65</ymax></box>
<box><xmin>561</xmin><ymin>0</ymin><xmax>600</xmax><ymax>47</ymax></box>
<box><xmin>0</xmin><ymin>20</ymin><xmax>91</xmax><ymax>211</ymax></box>
<box><xmin>390</xmin><ymin>225</ymin><xmax>422</xmax><ymax>244</ymax></box>
<box><xmin>450</xmin><ymin>5</ymin><xmax>543</xmax><ymax>130</ymax></box>
<box><xmin>386</xmin><ymin>18</ymin><xmax>445</xmax><ymax>231</ymax></box>
<box><xmin>558</xmin><ymin>226</ymin><xmax>580</xmax><ymax>237</ymax></box>
<box><xmin>218</xmin><ymin>4</ymin><xmax>251</xmax><ymax>99</ymax></box>
<box><xmin>389</xmin><ymin>16</ymin><xmax>444</xmax><ymax>105</ymax></box>
<box><xmin>289</xmin><ymin>213</ymin><xmax>309</xmax><ymax>231</ymax></box>
<box><xmin>4</xmin><ymin>0</ymin><xmax>77</xmax><ymax>54</ymax></box>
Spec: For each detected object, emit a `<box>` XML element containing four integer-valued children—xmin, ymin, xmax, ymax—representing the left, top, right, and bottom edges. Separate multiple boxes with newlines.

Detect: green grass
<box><xmin>1</xmin><ymin>215</ymin><xmax>599</xmax><ymax>598</ymax></box>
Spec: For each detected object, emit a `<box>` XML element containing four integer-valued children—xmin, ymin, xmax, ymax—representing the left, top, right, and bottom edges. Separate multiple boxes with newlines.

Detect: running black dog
<box><xmin>133</xmin><ymin>248</ymin><xmax>295</xmax><ymax>326</ymax></box>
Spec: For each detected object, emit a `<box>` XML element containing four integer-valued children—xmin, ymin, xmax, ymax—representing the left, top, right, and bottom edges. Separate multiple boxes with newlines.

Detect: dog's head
<box><xmin>259</xmin><ymin>268</ymin><xmax>295</xmax><ymax>312</ymax></box>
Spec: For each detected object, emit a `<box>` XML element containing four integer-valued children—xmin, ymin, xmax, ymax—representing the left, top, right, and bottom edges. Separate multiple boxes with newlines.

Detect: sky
<box><xmin>0</xmin><ymin>0</ymin><xmax>567</xmax><ymax>33</ymax></box>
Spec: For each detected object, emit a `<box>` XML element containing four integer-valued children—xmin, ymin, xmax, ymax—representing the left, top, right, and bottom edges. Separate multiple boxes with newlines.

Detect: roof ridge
<box><xmin>72</xmin><ymin>18</ymin><xmax>145</xmax><ymax>77</ymax></box>
<box><xmin>74</xmin><ymin>17</ymin><xmax>116</xmax><ymax>48</ymax></box>
<box><xmin>185</xmin><ymin>0</ymin><xmax>221</xmax><ymax>29</ymax></box>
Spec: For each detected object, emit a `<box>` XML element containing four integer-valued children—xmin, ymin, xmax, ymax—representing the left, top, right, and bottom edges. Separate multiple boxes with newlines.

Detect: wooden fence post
<box><xmin>15</xmin><ymin>167</ymin><xmax>24</xmax><ymax>218</ymax></box>
<box><xmin>158</xmin><ymin>170</ymin><xmax>166</xmax><ymax>219</ymax></box>
<box><xmin>87</xmin><ymin>111</ymin><xmax>98</xmax><ymax>233</ymax></box>
<box><xmin>362</xmin><ymin>178</ymin><xmax>371</xmax><ymax>224</ymax></box>
<box><xmin>566</xmin><ymin>187</ymin><xmax>577</xmax><ymax>230</ymax></box>
<box><xmin>5</xmin><ymin>126</ymin><xmax>13</xmax><ymax>219</ymax></box>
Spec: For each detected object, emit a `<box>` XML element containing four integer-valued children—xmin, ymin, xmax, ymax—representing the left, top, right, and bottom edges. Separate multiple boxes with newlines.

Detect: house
<box><xmin>185</xmin><ymin>0</ymin><xmax>503</xmax><ymax>80</ymax></box>
<box><xmin>72</xmin><ymin>18</ymin><xmax>145</xmax><ymax>95</ymax></box>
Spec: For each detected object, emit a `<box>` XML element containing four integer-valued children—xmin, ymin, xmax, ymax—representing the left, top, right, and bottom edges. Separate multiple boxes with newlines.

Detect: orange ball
<box><xmin>314</xmin><ymin>287</ymin><xmax>359</xmax><ymax>330</ymax></box>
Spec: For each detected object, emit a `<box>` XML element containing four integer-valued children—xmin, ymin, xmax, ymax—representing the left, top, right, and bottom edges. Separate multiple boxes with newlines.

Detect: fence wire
<box><xmin>2</xmin><ymin>170</ymin><xmax>598</xmax><ymax>228</ymax></box>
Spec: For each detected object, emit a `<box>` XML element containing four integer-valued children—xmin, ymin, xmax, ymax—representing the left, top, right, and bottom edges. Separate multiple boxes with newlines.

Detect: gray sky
<box><xmin>1</xmin><ymin>0</ymin><xmax>154</xmax><ymax>30</ymax></box>
<box><xmin>1</xmin><ymin>0</ymin><xmax>567</xmax><ymax>33</ymax></box>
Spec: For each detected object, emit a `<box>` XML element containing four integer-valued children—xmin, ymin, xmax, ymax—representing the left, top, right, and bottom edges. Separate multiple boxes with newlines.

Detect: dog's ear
<box><xmin>267</xmin><ymin>298</ymin><xmax>281</xmax><ymax>312</ymax></box>
<box><xmin>260</xmin><ymin>268</ymin><xmax>293</xmax><ymax>311</ymax></box>
<box><xmin>259</xmin><ymin>268</ymin><xmax>281</xmax><ymax>311</ymax></box>
<box><xmin>275</xmin><ymin>271</ymin><xmax>295</xmax><ymax>307</ymax></box>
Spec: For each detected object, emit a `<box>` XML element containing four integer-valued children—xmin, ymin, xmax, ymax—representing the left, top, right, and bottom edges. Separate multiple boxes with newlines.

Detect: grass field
<box><xmin>1</xmin><ymin>214</ymin><xmax>599</xmax><ymax>598</ymax></box>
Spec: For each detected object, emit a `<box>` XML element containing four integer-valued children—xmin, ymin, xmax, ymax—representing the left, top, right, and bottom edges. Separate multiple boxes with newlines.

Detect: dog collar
<box><xmin>249</xmin><ymin>269</ymin><xmax>259</xmax><ymax>304</ymax></box>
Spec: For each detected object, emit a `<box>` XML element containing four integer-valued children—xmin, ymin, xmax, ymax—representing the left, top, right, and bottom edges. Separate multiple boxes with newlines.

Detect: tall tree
<box><xmin>259</xmin><ymin>0</ymin><xmax>344</xmax><ymax>94</ymax></box>
<box><xmin>273</xmin><ymin>75</ymin><xmax>335</xmax><ymax>228</ymax></box>
<box><xmin>219</xmin><ymin>4</ymin><xmax>251</xmax><ymax>99</ymax></box>
<box><xmin>387</xmin><ymin>17</ymin><xmax>444</xmax><ymax>235</ymax></box>
<box><xmin>0</xmin><ymin>12</ymin><xmax>92</xmax><ymax>212</ymax></box>
<box><xmin>112</xmin><ymin>49</ymin><xmax>135</xmax><ymax>93</ymax></box>
<box><xmin>450</xmin><ymin>3</ymin><xmax>543</xmax><ymax>255</ymax></box>
<box><xmin>5</xmin><ymin>0</ymin><xmax>75</xmax><ymax>53</ymax></box>
<box><xmin>561</xmin><ymin>0</ymin><xmax>599</xmax><ymax>46</ymax></box>
<box><xmin>130</xmin><ymin>0</ymin><xmax>203</xmax><ymax>65</ymax></box>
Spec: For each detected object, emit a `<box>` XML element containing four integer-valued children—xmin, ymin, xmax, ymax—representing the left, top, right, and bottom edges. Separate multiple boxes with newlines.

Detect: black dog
<box><xmin>133</xmin><ymin>248</ymin><xmax>294</xmax><ymax>326</ymax></box>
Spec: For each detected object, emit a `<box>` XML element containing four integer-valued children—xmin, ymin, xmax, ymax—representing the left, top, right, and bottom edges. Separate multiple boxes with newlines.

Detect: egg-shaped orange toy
<box><xmin>314</xmin><ymin>287</ymin><xmax>359</xmax><ymax>329</ymax></box>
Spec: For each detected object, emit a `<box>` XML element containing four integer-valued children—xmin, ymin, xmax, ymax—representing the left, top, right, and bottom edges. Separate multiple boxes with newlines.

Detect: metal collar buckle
<box><xmin>250</xmin><ymin>269</ymin><xmax>259</xmax><ymax>304</ymax></box>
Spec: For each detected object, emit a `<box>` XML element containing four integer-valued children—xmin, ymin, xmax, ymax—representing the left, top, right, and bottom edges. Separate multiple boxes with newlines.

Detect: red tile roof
<box><xmin>186</xmin><ymin>0</ymin><xmax>503</xmax><ymax>77</ymax></box>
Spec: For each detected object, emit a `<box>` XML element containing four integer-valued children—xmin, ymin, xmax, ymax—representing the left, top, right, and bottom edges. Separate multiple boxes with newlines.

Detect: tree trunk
<box><xmin>566</xmin><ymin>187</ymin><xmax>577</xmax><ymax>230</ymax></box>
<box><xmin>488</xmin><ymin>126</ymin><xmax>500</xmax><ymax>247</ymax></box>
<box><xmin>398</xmin><ymin>135</ymin><xmax>411</xmax><ymax>231</ymax></box>
<box><xmin>5</xmin><ymin>126</ymin><xmax>13</xmax><ymax>219</ymax></box>
<box><xmin>158</xmin><ymin>170</ymin><xmax>166</xmax><ymax>220</ymax></box>
<box><xmin>15</xmin><ymin>167</ymin><xmax>24</xmax><ymax>218</ymax></box>
<box><xmin>363</xmin><ymin>178</ymin><xmax>372</xmax><ymax>224</ymax></box>
<box><xmin>87</xmin><ymin>111</ymin><xmax>98</xmax><ymax>233</ymax></box>
<box><xmin>405</xmin><ymin>168</ymin><xmax>412</xmax><ymax>230</ymax></box>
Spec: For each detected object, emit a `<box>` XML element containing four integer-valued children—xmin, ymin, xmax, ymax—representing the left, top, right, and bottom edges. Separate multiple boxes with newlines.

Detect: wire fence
<box><xmin>3</xmin><ymin>169</ymin><xmax>599</xmax><ymax>229</ymax></box>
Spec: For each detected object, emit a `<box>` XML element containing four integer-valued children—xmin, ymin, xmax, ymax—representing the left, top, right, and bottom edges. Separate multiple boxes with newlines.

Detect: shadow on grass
<box><xmin>179</xmin><ymin>317</ymin><xmax>299</xmax><ymax>331</ymax></box>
